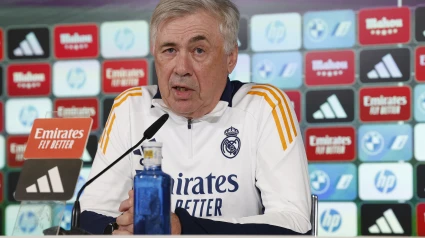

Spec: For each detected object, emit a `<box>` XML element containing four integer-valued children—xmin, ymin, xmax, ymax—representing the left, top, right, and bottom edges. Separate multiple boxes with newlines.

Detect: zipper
<box><xmin>188</xmin><ymin>119</ymin><xmax>193</xmax><ymax>159</ymax></box>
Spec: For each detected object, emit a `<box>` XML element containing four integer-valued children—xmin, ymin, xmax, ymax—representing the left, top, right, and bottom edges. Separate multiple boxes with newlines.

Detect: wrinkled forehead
<box><xmin>155</xmin><ymin>10</ymin><xmax>222</xmax><ymax>44</ymax></box>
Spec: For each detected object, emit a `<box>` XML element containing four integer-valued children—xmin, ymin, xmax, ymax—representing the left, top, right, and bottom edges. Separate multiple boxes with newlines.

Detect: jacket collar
<box><xmin>151</xmin><ymin>77</ymin><xmax>233</xmax><ymax>123</ymax></box>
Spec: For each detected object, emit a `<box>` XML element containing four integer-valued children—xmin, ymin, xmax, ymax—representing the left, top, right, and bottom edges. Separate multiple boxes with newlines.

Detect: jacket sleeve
<box><xmin>175</xmin><ymin>85</ymin><xmax>312</xmax><ymax>235</ymax></box>
<box><xmin>79</xmin><ymin>91</ymin><xmax>137</xmax><ymax>234</ymax></box>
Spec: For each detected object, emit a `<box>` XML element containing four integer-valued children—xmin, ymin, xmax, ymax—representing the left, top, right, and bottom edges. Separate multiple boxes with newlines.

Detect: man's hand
<box><xmin>113</xmin><ymin>190</ymin><xmax>134</xmax><ymax>235</ymax></box>
<box><xmin>112</xmin><ymin>189</ymin><xmax>182</xmax><ymax>235</ymax></box>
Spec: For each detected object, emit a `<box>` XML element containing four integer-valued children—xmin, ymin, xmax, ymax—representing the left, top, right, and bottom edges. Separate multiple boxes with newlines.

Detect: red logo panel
<box><xmin>305</xmin><ymin>50</ymin><xmax>355</xmax><ymax>86</ymax></box>
<box><xmin>418</xmin><ymin>203</ymin><xmax>425</xmax><ymax>236</ymax></box>
<box><xmin>305</xmin><ymin>127</ymin><xmax>355</xmax><ymax>161</ymax></box>
<box><xmin>359</xmin><ymin>86</ymin><xmax>411</xmax><ymax>122</ymax></box>
<box><xmin>358</xmin><ymin>7</ymin><xmax>410</xmax><ymax>45</ymax></box>
<box><xmin>54</xmin><ymin>24</ymin><xmax>99</xmax><ymax>59</ymax></box>
<box><xmin>0</xmin><ymin>28</ymin><xmax>3</xmax><ymax>61</ymax></box>
<box><xmin>103</xmin><ymin>59</ymin><xmax>148</xmax><ymax>93</ymax></box>
<box><xmin>54</xmin><ymin>98</ymin><xmax>99</xmax><ymax>131</ymax></box>
<box><xmin>7</xmin><ymin>136</ymin><xmax>28</xmax><ymax>168</ymax></box>
<box><xmin>284</xmin><ymin>90</ymin><xmax>301</xmax><ymax>122</ymax></box>
<box><xmin>415</xmin><ymin>46</ymin><xmax>425</xmax><ymax>82</ymax></box>
<box><xmin>7</xmin><ymin>63</ymin><xmax>51</xmax><ymax>96</ymax></box>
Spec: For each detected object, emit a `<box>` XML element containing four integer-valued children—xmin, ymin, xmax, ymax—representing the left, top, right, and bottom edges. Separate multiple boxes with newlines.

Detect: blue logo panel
<box><xmin>252</xmin><ymin>52</ymin><xmax>302</xmax><ymax>89</ymax></box>
<box><xmin>251</xmin><ymin>13</ymin><xmax>301</xmax><ymax>52</ymax></box>
<box><xmin>308</xmin><ymin>163</ymin><xmax>357</xmax><ymax>201</ymax></box>
<box><xmin>358</xmin><ymin>124</ymin><xmax>412</xmax><ymax>162</ymax></box>
<box><xmin>303</xmin><ymin>10</ymin><xmax>355</xmax><ymax>49</ymax></box>
<box><xmin>414</xmin><ymin>85</ymin><xmax>425</xmax><ymax>122</ymax></box>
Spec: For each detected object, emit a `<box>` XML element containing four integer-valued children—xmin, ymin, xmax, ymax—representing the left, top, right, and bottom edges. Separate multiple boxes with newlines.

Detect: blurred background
<box><xmin>0</xmin><ymin>0</ymin><xmax>423</xmax><ymax>236</ymax></box>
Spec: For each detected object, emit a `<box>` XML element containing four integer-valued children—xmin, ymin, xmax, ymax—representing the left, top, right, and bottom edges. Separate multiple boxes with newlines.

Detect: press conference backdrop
<box><xmin>0</xmin><ymin>0</ymin><xmax>423</xmax><ymax>236</ymax></box>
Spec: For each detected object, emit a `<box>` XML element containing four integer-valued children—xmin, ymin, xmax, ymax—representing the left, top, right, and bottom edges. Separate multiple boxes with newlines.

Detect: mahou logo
<box><xmin>102</xmin><ymin>59</ymin><xmax>148</xmax><ymax>93</ymax></box>
<box><xmin>7</xmin><ymin>63</ymin><xmax>51</xmax><ymax>96</ymax></box>
<box><xmin>360</xmin><ymin>86</ymin><xmax>411</xmax><ymax>122</ymax></box>
<box><xmin>305</xmin><ymin>127</ymin><xmax>355</xmax><ymax>161</ymax></box>
<box><xmin>54</xmin><ymin>98</ymin><xmax>99</xmax><ymax>130</ymax></box>
<box><xmin>54</xmin><ymin>24</ymin><xmax>99</xmax><ymax>59</ymax></box>
<box><xmin>7</xmin><ymin>136</ymin><xmax>28</xmax><ymax>168</ymax></box>
<box><xmin>359</xmin><ymin>7</ymin><xmax>410</xmax><ymax>45</ymax></box>
<box><xmin>416</xmin><ymin>46</ymin><xmax>425</xmax><ymax>82</ymax></box>
<box><xmin>305</xmin><ymin>50</ymin><xmax>355</xmax><ymax>86</ymax></box>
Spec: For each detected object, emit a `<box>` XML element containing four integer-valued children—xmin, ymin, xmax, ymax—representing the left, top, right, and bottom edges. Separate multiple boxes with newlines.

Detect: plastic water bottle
<box><xmin>133</xmin><ymin>141</ymin><xmax>171</xmax><ymax>234</ymax></box>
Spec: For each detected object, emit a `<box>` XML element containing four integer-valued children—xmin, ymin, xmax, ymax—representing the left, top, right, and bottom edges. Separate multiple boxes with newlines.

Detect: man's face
<box><xmin>153</xmin><ymin>10</ymin><xmax>238</xmax><ymax>119</ymax></box>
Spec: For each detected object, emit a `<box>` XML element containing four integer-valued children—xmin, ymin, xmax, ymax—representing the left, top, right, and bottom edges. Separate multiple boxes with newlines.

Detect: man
<box><xmin>80</xmin><ymin>0</ymin><xmax>312</xmax><ymax>235</ymax></box>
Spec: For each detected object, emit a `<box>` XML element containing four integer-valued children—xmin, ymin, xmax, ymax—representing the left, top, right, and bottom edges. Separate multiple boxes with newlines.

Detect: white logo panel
<box><xmin>359</xmin><ymin>163</ymin><xmax>412</xmax><ymax>201</ymax></box>
<box><xmin>229</xmin><ymin>54</ymin><xmax>250</xmax><ymax>83</ymax></box>
<box><xmin>53</xmin><ymin>60</ymin><xmax>100</xmax><ymax>97</ymax></box>
<box><xmin>6</xmin><ymin>204</ymin><xmax>52</xmax><ymax>236</ymax></box>
<box><xmin>6</xmin><ymin>98</ymin><xmax>52</xmax><ymax>134</ymax></box>
<box><xmin>414</xmin><ymin>124</ymin><xmax>425</xmax><ymax>161</ymax></box>
<box><xmin>318</xmin><ymin>202</ymin><xmax>357</xmax><ymax>236</ymax></box>
<box><xmin>101</xmin><ymin>20</ymin><xmax>149</xmax><ymax>58</ymax></box>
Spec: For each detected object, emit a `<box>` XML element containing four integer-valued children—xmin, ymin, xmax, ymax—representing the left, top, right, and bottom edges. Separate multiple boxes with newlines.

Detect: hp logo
<box><xmin>67</xmin><ymin>67</ymin><xmax>86</xmax><ymax>89</ymax></box>
<box><xmin>115</xmin><ymin>27</ymin><xmax>135</xmax><ymax>51</ymax></box>
<box><xmin>320</xmin><ymin>209</ymin><xmax>341</xmax><ymax>233</ymax></box>
<box><xmin>310</xmin><ymin>170</ymin><xmax>330</xmax><ymax>195</ymax></box>
<box><xmin>374</xmin><ymin>169</ymin><xmax>397</xmax><ymax>193</ymax></box>
<box><xmin>19</xmin><ymin>105</ymin><xmax>38</xmax><ymax>127</ymax></box>
<box><xmin>18</xmin><ymin>211</ymin><xmax>38</xmax><ymax>233</ymax></box>
<box><xmin>265</xmin><ymin>20</ymin><xmax>286</xmax><ymax>44</ymax></box>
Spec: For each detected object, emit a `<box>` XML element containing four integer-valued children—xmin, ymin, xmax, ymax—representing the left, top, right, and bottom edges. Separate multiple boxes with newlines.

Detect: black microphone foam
<box><xmin>71</xmin><ymin>113</ymin><xmax>169</xmax><ymax>229</ymax></box>
<box><xmin>144</xmin><ymin>114</ymin><xmax>169</xmax><ymax>139</ymax></box>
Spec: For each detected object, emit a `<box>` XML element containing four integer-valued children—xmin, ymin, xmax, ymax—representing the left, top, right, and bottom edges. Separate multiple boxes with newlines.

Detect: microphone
<box><xmin>71</xmin><ymin>113</ymin><xmax>169</xmax><ymax>229</ymax></box>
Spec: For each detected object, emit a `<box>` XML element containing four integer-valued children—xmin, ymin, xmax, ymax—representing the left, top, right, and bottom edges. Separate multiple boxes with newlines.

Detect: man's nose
<box><xmin>174</xmin><ymin>52</ymin><xmax>193</xmax><ymax>77</ymax></box>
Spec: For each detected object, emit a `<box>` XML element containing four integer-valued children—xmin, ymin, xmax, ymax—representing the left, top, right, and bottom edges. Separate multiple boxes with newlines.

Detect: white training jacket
<box><xmin>80</xmin><ymin>80</ymin><xmax>312</xmax><ymax>234</ymax></box>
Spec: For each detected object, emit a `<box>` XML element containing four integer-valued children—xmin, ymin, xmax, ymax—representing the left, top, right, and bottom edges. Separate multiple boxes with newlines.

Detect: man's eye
<box><xmin>195</xmin><ymin>48</ymin><xmax>204</xmax><ymax>54</ymax></box>
<box><xmin>164</xmin><ymin>48</ymin><xmax>175</xmax><ymax>53</ymax></box>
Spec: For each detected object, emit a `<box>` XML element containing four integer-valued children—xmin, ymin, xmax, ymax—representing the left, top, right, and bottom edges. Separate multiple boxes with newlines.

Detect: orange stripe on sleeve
<box><xmin>252</xmin><ymin>85</ymin><xmax>294</xmax><ymax>144</ymax></box>
<box><xmin>248</xmin><ymin>91</ymin><xmax>288</xmax><ymax>150</ymax></box>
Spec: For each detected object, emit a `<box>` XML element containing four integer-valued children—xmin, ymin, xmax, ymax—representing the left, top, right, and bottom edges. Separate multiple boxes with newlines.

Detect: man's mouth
<box><xmin>173</xmin><ymin>86</ymin><xmax>190</xmax><ymax>91</ymax></box>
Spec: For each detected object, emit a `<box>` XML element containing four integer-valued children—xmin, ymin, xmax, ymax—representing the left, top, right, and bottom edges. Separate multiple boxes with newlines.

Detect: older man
<box><xmin>80</xmin><ymin>0</ymin><xmax>311</xmax><ymax>235</ymax></box>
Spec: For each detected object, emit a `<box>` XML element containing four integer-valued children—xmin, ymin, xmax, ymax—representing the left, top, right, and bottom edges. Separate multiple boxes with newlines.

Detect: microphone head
<box><xmin>144</xmin><ymin>114</ymin><xmax>169</xmax><ymax>139</ymax></box>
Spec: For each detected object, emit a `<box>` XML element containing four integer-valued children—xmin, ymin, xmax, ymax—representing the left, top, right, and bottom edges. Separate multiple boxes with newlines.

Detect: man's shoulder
<box><xmin>232</xmin><ymin>82</ymin><xmax>290</xmax><ymax>113</ymax></box>
<box><xmin>110</xmin><ymin>85</ymin><xmax>158</xmax><ymax>113</ymax></box>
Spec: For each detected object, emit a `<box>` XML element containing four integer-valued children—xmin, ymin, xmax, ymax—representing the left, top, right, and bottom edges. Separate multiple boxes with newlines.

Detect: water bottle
<box><xmin>133</xmin><ymin>141</ymin><xmax>171</xmax><ymax>234</ymax></box>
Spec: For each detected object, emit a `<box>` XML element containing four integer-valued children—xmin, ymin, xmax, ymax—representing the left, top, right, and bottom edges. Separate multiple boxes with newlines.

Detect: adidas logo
<box><xmin>280</xmin><ymin>63</ymin><xmax>297</xmax><ymax>78</ymax></box>
<box><xmin>333</xmin><ymin>21</ymin><xmax>352</xmax><ymax>37</ymax></box>
<box><xmin>368</xmin><ymin>209</ymin><xmax>404</xmax><ymax>234</ymax></box>
<box><xmin>26</xmin><ymin>166</ymin><xmax>64</xmax><ymax>193</ymax></box>
<box><xmin>367</xmin><ymin>54</ymin><xmax>402</xmax><ymax>79</ymax></box>
<box><xmin>13</xmin><ymin>32</ymin><xmax>44</xmax><ymax>57</ymax></box>
<box><xmin>313</xmin><ymin>94</ymin><xmax>347</xmax><ymax>119</ymax></box>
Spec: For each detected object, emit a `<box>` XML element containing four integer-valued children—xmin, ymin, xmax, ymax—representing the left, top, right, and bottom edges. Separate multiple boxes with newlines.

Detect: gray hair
<box><xmin>150</xmin><ymin>0</ymin><xmax>240</xmax><ymax>54</ymax></box>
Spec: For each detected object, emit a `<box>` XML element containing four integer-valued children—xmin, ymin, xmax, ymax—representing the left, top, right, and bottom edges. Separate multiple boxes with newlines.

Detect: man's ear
<box><xmin>227</xmin><ymin>45</ymin><xmax>238</xmax><ymax>74</ymax></box>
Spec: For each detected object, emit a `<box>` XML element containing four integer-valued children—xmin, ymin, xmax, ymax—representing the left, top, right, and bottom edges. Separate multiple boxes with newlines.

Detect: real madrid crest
<box><xmin>221</xmin><ymin>127</ymin><xmax>241</xmax><ymax>159</ymax></box>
